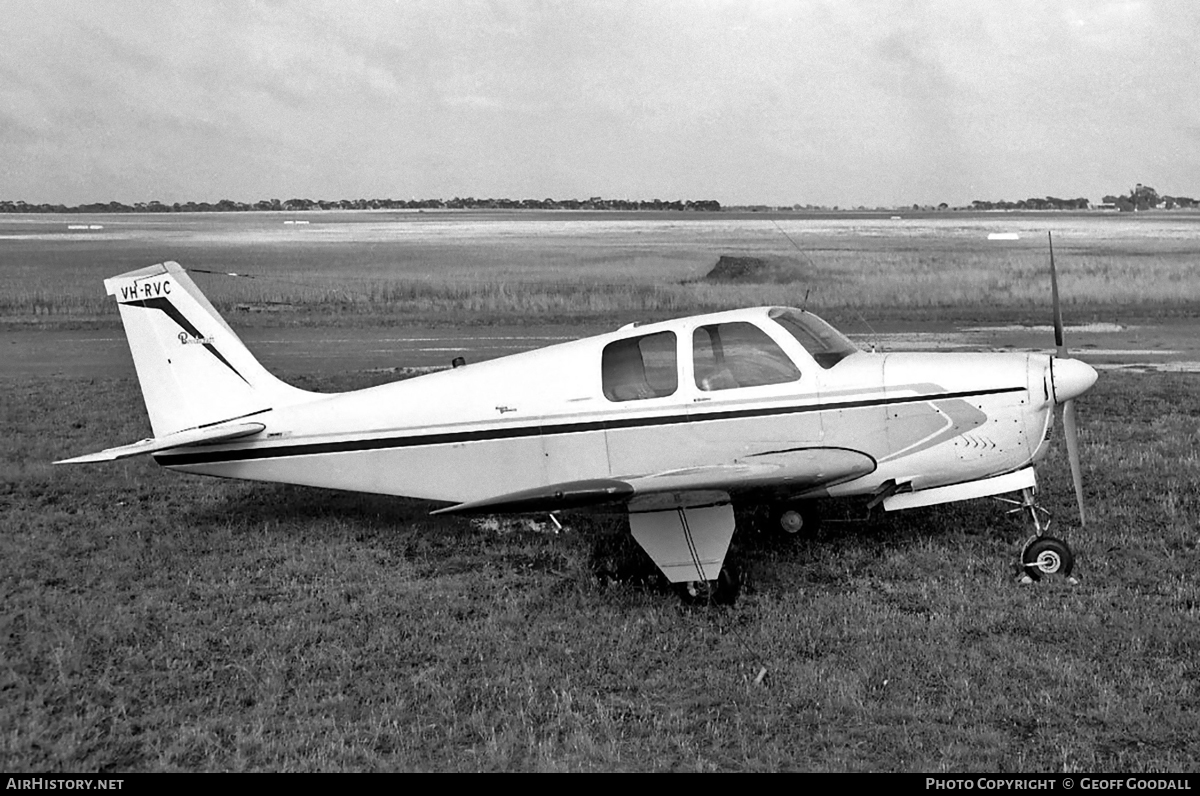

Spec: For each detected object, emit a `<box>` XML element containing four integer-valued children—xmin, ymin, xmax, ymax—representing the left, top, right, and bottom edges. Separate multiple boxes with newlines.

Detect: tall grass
<box><xmin>3</xmin><ymin>251</ymin><xmax>1197</xmax><ymax>325</ymax></box>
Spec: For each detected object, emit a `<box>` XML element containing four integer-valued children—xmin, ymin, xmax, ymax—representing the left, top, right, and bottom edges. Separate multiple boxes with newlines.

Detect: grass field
<box><xmin>3</xmin><ymin>211</ymin><xmax>1200</xmax><ymax>327</ymax></box>
<box><xmin>2</xmin><ymin>369</ymin><xmax>1197</xmax><ymax>771</ymax></box>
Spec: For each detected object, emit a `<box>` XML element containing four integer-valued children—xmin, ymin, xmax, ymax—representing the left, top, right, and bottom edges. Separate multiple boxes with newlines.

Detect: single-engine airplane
<box><xmin>60</xmin><ymin>244</ymin><xmax>1097</xmax><ymax>603</ymax></box>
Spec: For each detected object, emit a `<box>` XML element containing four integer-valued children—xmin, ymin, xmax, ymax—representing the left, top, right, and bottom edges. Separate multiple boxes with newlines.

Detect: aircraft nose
<box><xmin>1052</xmin><ymin>357</ymin><xmax>1098</xmax><ymax>404</ymax></box>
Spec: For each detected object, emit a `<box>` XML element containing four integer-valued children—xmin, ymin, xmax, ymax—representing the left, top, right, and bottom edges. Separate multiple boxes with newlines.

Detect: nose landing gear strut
<box><xmin>997</xmin><ymin>486</ymin><xmax>1078</xmax><ymax>584</ymax></box>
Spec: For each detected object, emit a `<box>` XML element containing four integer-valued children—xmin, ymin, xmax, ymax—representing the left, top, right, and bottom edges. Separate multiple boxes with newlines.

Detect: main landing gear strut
<box><xmin>999</xmin><ymin>486</ymin><xmax>1078</xmax><ymax>584</ymax></box>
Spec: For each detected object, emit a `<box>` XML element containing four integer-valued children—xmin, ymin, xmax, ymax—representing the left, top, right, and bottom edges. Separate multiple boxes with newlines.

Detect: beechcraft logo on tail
<box><xmin>119</xmin><ymin>279</ymin><xmax>172</xmax><ymax>301</ymax></box>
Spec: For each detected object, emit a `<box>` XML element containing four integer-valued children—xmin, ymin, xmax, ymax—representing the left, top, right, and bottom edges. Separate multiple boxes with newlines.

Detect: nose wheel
<box><xmin>1021</xmin><ymin>535</ymin><xmax>1075</xmax><ymax>582</ymax></box>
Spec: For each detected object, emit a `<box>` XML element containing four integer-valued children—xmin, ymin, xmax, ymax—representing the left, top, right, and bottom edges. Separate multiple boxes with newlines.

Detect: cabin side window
<box><xmin>602</xmin><ymin>331</ymin><xmax>678</xmax><ymax>401</ymax></box>
<box><xmin>692</xmin><ymin>322</ymin><xmax>801</xmax><ymax>391</ymax></box>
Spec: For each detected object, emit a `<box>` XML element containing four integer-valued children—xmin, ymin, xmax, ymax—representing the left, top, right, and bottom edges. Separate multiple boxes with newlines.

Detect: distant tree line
<box><xmin>1100</xmin><ymin>184</ymin><xmax>1197</xmax><ymax>211</ymax></box>
<box><xmin>969</xmin><ymin>197</ymin><xmax>1091</xmax><ymax>211</ymax></box>
<box><xmin>969</xmin><ymin>184</ymin><xmax>1198</xmax><ymax>212</ymax></box>
<box><xmin>0</xmin><ymin>196</ymin><xmax>722</xmax><ymax>213</ymax></box>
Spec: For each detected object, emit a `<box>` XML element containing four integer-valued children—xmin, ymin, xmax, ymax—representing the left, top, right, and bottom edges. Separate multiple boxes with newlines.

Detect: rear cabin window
<box><xmin>602</xmin><ymin>331</ymin><xmax>678</xmax><ymax>401</ymax></box>
<box><xmin>692</xmin><ymin>322</ymin><xmax>801</xmax><ymax>391</ymax></box>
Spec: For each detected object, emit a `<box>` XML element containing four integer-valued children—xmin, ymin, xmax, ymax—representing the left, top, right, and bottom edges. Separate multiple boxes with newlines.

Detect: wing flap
<box><xmin>56</xmin><ymin>422</ymin><xmax>266</xmax><ymax>464</ymax></box>
<box><xmin>432</xmin><ymin>447</ymin><xmax>874</xmax><ymax>515</ymax></box>
<box><xmin>629</xmin><ymin>503</ymin><xmax>735</xmax><ymax>583</ymax></box>
<box><xmin>431</xmin><ymin>478</ymin><xmax>636</xmax><ymax>515</ymax></box>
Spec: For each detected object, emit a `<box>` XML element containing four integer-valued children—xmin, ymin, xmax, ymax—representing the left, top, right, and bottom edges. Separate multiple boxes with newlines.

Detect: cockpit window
<box><xmin>602</xmin><ymin>331</ymin><xmax>678</xmax><ymax>401</ymax></box>
<box><xmin>692</xmin><ymin>322</ymin><xmax>801</xmax><ymax>391</ymax></box>
<box><xmin>769</xmin><ymin>308</ymin><xmax>858</xmax><ymax>369</ymax></box>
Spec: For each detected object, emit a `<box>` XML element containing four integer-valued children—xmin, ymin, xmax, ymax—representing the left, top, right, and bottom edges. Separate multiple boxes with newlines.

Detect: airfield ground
<box><xmin>1</xmin><ymin>211</ymin><xmax>1198</xmax><ymax>771</ymax></box>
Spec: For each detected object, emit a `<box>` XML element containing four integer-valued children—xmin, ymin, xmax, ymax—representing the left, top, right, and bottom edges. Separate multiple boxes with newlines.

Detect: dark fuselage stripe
<box><xmin>154</xmin><ymin>385</ymin><xmax>1025</xmax><ymax>467</ymax></box>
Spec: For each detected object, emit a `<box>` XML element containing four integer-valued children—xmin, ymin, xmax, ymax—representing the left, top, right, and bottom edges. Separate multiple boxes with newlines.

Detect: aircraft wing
<box><xmin>55</xmin><ymin>422</ymin><xmax>266</xmax><ymax>464</ymax></box>
<box><xmin>432</xmin><ymin>447</ymin><xmax>875</xmax><ymax>515</ymax></box>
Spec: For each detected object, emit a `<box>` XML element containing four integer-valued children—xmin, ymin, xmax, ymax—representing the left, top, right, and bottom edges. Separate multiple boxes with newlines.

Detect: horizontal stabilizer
<box><xmin>56</xmin><ymin>422</ymin><xmax>265</xmax><ymax>464</ymax></box>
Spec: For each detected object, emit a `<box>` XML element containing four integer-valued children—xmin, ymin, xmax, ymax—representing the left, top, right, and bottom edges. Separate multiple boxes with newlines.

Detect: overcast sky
<box><xmin>2</xmin><ymin>0</ymin><xmax>1198</xmax><ymax>207</ymax></box>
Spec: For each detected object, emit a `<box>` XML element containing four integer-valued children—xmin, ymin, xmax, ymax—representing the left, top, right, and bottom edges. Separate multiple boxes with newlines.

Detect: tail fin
<box><xmin>106</xmin><ymin>261</ymin><xmax>315</xmax><ymax>436</ymax></box>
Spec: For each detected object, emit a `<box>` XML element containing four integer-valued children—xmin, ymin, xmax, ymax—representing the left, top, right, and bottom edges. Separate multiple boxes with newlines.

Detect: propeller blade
<box><xmin>1063</xmin><ymin>399</ymin><xmax>1086</xmax><ymax>527</ymax></box>
<box><xmin>1049</xmin><ymin>231</ymin><xmax>1067</xmax><ymax>357</ymax></box>
<box><xmin>1049</xmin><ymin>231</ymin><xmax>1089</xmax><ymax>528</ymax></box>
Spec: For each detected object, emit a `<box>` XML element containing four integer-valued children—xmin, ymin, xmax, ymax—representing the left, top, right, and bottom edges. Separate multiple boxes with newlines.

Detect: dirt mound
<box><xmin>699</xmin><ymin>255</ymin><xmax>809</xmax><ymax>284</ymax></box>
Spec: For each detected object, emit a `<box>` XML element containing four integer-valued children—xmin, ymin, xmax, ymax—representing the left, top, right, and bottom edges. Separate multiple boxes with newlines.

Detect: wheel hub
<box><xmin>1035</xmin><ymin>550</ymin><xmax>1062</xmax><ymax>573</ymax></box>
<box><xmin>779</xmin><ymin>510</ymin><xmax>804</xmax><ymax>534</ymax></box>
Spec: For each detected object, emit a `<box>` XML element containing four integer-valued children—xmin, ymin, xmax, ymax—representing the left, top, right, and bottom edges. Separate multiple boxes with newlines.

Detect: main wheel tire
<box><xmin>676</xmin><ymin>561</ymin><xmax>741</xmax><ymax>605</ymax></box>
<box><xmin>1021</xmin><ymin>536</ymin><xmax>1075</xmax><ymax>581</ymax></box>
<box><xmin>770</xmin><ymin>505</ymin><xmax>820</xmax><ymax>537</ymax></box>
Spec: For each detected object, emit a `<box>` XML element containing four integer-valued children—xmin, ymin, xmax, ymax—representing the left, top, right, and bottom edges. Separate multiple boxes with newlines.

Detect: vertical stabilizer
<box><xmin>106</xmin><ymin>261</ymin><xmax>315</xmax><ymax>436</ymax></box>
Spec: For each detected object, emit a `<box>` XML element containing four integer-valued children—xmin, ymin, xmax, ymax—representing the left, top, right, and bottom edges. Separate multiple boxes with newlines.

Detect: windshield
<box><xmin>768</xmin><ymin>308</ymin><xmax>858</xmax><ymax>369</ymax></box>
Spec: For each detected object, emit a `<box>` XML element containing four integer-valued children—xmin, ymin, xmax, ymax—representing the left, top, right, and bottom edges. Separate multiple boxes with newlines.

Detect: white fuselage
<box><xmin>155</xmin><ymin>307</ymin><xmax>1056</xmax><ymax>508</ymax></box>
